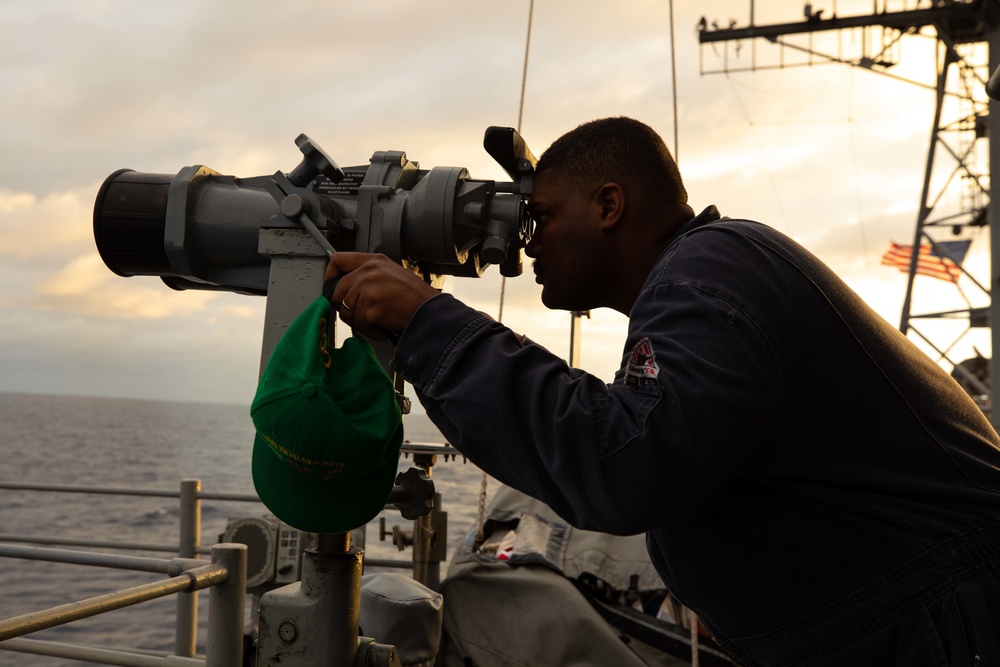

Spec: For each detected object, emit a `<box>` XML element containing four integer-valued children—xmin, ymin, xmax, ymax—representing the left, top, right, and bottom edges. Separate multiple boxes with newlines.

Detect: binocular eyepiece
<box><xmin>94</xmin><ymin>127</ymin><xmax>536</xmax><ymax>296</ymax></box>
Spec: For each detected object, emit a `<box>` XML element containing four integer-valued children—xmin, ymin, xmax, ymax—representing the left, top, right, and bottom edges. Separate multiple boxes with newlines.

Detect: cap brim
<box><xmin>251</xmin><ymin>423</ymin><xmax>404</xmax><ymax>534</ymax></box>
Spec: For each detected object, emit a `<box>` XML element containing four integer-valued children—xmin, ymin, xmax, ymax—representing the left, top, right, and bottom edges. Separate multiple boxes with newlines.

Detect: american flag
<box><xmin>880</xmin><ymin>240</ymin><xmax>971</xmax><ymax>283</ymax></box>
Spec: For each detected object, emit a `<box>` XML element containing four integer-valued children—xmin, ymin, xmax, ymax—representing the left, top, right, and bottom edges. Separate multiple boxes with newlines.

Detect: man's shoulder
<box><xmin>641</xmin><ymin>213</ymin><xmax>820</xmax><ymax>318</ymax></box>
<box><xmin>664</xmin><ymin>212</ymin><xmax>810</xmax><ymax>269</ymax></box>
<box><xmin>678</xmin><ymin>214</ymin><xmax>776</xmax><ymax>242</ymax></box>
<box><xmin>656</xmin><ymin>215</ymin><xmax>784</xmax><ymax>273</ymax></box>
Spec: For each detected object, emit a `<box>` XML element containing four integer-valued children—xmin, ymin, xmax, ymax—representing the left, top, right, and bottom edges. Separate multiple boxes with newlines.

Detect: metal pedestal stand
<box><xmin>255</xmin><ymin>534</ymin><xmax>401</xmax><ymax>666</ymax></box>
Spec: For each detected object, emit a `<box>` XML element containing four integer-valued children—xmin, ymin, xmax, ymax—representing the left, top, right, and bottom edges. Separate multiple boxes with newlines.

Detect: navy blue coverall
<box><xmin>393</xmin><ymin>207</ymin><xmax>1000</xmax><ymax>666</ymax></box>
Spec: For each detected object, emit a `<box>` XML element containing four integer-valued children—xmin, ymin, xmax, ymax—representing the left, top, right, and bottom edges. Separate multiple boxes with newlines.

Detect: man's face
<box><xmin>525</xmin><ymin>170</ymin><xmax>603</xmax><ymax>311</ymax></box>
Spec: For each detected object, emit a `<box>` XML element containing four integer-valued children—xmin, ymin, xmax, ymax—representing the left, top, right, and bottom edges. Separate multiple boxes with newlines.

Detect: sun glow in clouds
<box><xmin>0</xmin><ymin>0</ymin><xmax>988</xmax><ymax>403</ymax></box>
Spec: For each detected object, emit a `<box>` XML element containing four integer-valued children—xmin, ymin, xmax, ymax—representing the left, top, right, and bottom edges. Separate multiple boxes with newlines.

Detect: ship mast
<box><xmin>699</xmin><ymin>0</ymin><xmax>1000</xmax><ymax>427</ymax></box>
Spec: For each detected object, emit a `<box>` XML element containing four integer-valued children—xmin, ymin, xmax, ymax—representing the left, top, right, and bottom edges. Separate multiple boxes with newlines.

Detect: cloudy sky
<box><xmin>0</xmin><ymin>0</ymin><xmax>991</xmax><ymax>407</ymax></box>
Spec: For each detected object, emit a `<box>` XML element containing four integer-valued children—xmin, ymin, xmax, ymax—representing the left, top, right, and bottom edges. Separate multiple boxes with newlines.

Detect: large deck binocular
<box><xmin>93</xmin><ymin>127</ymin><xmax>536</xmax><ymax>295</ymax></box>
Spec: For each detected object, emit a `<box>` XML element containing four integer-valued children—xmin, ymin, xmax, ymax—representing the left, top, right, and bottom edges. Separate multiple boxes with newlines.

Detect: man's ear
<box><xmin>594</xmin><ymin>183</ymin><xmax>625</xmax><ymax>230</ymax></box>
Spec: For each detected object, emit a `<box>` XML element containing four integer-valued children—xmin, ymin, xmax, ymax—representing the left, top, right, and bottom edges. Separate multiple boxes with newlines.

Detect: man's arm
<box><xmin>326</xmin><ymin>249</ymin><xmax>781</xmax><ymax>535</ymax></box>
<box><xmin>393</xmin><ymin>286</ymin><xmax>781</xmax><ymax>535</ymax></box>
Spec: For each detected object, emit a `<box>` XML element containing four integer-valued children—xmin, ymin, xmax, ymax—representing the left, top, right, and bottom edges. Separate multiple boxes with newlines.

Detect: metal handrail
<box><xmin>0</xmin><ymin>479</ymin><xmax>253</xmax><ymax>666</ymax></box>
<box><xmin>0</xmin><ymin>533</ymin><xmax>192</xmax><ymax>554</ymax></box>
<box><xmin>0</xmin><ymin>480</ymin><xmax>263</xmax><ymax>554</ymax></box>
<box><xmin>0</xmin><ymin>464</ymin><xmax>449</xmax><ymax>665</ymax></box>
<box><xmin>0</xmin><ymin>554</ymin><xmax>227</xmax><ymax>640</ymax></box>
<box><xmin>0</xmin><ymin>543</ymin><xmax>203</xmax><ymax>573</ymax></box>
<box><xmin>0</xmin><ymin>543</ymin><xmax>246</xmax><ymax>667</ymax></box>
<box><xmin>0</xmin><ymin>481</ymin><xmax>260</xmax><ymax>502</ymax></box>
<box><xmin>0</xmin><ymin>638</ymin><xmax>205</xmax><ymax>667</ymax></box>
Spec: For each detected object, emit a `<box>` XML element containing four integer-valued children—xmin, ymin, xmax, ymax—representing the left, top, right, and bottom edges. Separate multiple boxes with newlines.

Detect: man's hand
<box><xmin>325</xmin><ymin>253</ymin><xmax>440</xmax><ymax>341</ymax></box>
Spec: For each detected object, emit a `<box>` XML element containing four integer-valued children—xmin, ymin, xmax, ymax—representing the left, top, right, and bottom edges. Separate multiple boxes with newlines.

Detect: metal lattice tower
<box><xmin>698</xmin><ymin>0</ymin><xmax>1000</xmax><ymax>425</ymax></box>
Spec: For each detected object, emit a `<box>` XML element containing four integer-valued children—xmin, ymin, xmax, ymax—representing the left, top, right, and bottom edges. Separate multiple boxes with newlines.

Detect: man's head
<box><xmin>534</xmin><ymin>116</ymin><xmax>688</xmax><ymax>211</ymax></box>
<box><xmin>526</xmin><ymin>117</ymin><xmax>693</xmax><ymax>314</ymax></box>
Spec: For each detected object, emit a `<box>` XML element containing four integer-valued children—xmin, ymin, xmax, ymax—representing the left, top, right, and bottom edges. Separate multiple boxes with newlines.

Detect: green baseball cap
<box><xmin>251</xmin><ymin>295</ymin><xmax>403</xmax><ymax>534</ymax></box>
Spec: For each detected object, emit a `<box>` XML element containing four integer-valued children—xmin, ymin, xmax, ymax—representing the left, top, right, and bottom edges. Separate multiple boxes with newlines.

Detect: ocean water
<box><xmin>0</xmin><ymin>392</ymin><xmax>497</xmax><ymax>666</ymax></box>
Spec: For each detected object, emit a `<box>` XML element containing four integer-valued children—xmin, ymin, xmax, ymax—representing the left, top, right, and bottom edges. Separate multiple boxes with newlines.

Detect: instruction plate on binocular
<box><xmin>312</xmin><ymin>169</ymin><xmax>366</xmax><ymax>199</ymax></box>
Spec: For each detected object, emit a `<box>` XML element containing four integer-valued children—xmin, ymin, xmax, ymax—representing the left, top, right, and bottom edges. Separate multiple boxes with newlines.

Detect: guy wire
<box><xmin>669</xmin><ymin>0</ymin><xmax>680</xmax><ymax>163</ymax></box>
<box><xmin>499</xmin><ymin>0</ymin><xmax>534</xmax><ymax>326</ymax></box>
<box><xmin>480</xmin><ymin>0</ymin><xmax>535</xmax><ymax>545</ymax></box>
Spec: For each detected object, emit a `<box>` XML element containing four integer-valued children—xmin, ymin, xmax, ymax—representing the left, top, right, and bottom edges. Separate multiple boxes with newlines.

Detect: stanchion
<box><xmin>255</xmin><ymin>532</ymin><xmax>401</xmax><ymax>666</ymax></box>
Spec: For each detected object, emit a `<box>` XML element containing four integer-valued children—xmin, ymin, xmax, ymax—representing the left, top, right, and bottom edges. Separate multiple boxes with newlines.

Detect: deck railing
<box><xmin>0</xmin><ymin>479</ymin><xmax>253</xmax><ymax>666</ymax></box>
<box><xmin>0</xmin><ymin>447</ymin><xmax>451</xmax><ymax>666</ymax></box>
<box><xmin>0</xmin><ymin>543</ymin><xmax>246</xmax><ymax>666</ymax></box>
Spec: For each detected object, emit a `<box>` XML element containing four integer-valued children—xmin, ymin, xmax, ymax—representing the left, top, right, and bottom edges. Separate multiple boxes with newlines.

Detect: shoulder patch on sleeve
<box><xmin>625</xmin><ymin>337</ymin><xmax>660</xmax><ymax>386</ymax></box>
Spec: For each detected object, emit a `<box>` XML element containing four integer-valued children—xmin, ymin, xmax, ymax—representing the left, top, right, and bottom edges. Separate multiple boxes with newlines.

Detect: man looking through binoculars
<box><xmin>326</xmin><ymin>116</ymin><xmax>1000</xmax><ymax>667</ymax></box>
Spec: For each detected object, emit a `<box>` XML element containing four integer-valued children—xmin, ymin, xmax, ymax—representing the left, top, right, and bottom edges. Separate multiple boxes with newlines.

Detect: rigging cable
<box><xmin>847</xmin><ymin>69</ymin><xmax>871</xmax><ymax>272</ymax></box>
<box><xmin>517</xmin><ymin>0</ymin><xmax>535</xmax><ymax>134</ymax></box>
<box><xmin>498</xmin><ymin>0</ymin><xmax>534</xmax><ymax>326</ymax></box>
<box><xmin>669</xmin><ymin>2</ymin><xmax>696</xmax><ymax>663</ymax></box>
<box><xmin>478</xmin><ymin>0</ymin><xmax>535</xmax><ymax>545</ymax></box>
<box><xmin>669</xmin><ymin>0</ymin><xmax>680</xmax><ymax>162</ymax></box>
<box><xmin>724</xmin><ymin>74</ymin><xmax>794</xmax><ymax>236</ymax></box>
